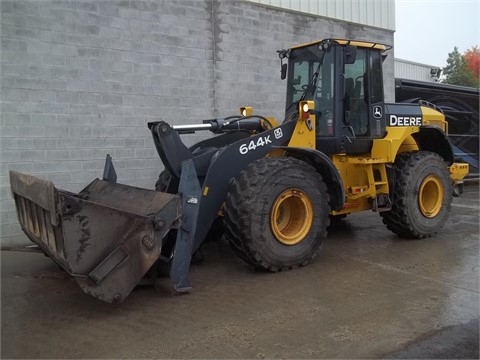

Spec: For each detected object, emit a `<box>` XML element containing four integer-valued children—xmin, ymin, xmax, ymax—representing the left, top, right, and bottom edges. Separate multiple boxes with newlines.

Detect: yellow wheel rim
<box><xmin>418</xmin><ymin>175</ymin><xmax>444</xmax><ymax>218</ymax></box>
<box><xmin>270</xmin><ymin>188</ymin><xmax>314</xmax><ymax>245</ymax></box>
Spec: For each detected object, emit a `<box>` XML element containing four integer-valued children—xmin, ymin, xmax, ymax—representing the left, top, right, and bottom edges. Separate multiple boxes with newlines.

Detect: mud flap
<box><xmin>10</xmin><ymin>170</ymin><xmax>182</xmax><ymax>303</ymax></box>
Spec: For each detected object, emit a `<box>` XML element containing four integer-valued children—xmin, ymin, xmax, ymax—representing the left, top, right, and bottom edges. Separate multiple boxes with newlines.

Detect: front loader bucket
<box><xmin>10</xmin><ymin>171</ymin><xmax>181</xmax><ymax>303</ymax></box>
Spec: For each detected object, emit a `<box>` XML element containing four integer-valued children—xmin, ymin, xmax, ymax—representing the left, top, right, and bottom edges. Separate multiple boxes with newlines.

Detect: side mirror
<box><xmin>281</xmin><ymin>63</ymin><xmax>287</xmax><ymax>80</ymax></box>
<box><xmin>344</xmin><ymin>45</ymin><xmax>357</xmax><ymax>64</ymax></box>
<box><xmin>277</xmin><ymin>49</ymin><xmax>289</xmax><ymax>80</ymax></box>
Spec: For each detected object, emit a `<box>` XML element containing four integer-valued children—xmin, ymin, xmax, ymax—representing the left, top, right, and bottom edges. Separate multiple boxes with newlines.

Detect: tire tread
<box><xmin>224</xmin><ymin>157</ymin><xmax>330</xmax><ymax>271</ymax></box>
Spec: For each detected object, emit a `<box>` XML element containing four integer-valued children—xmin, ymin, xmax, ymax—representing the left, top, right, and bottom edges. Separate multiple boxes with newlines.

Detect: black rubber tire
<box><xmin>205</xmin><ymin>217</ymin><xmax>226</xmax><ymax>242</ymax></box>
<box><xmin>380</xmin><ymin>151</ymin><xmax>453</xmax><ymax>238</ymax></box>
<box><xmin>224</xmin><ymin>157</ymin><xmax>330</xmax><ymax>271</ymax></box>
<box><xmin>154</xmin><ymin>169</ymin><xmax>172</xmax><ymax>192</ymax></box>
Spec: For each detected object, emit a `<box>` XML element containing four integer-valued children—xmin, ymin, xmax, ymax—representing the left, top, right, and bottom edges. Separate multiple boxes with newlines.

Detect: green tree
<box><xmin>443</xmin><ymin>47</ymin><xmax>477</xmax><ymax>87</ymax></box>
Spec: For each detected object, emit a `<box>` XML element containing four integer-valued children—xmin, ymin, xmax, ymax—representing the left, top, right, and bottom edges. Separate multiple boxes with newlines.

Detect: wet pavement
<box><xmin>1</xmin><ymin>185</ymin><xmax>479</xmax><ymax>359</ymax></box>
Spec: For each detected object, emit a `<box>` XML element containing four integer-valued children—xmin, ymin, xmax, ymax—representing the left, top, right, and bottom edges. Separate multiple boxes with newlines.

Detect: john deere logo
<box><xmin>373</xmin><ymin>106</ymin><xmax>382</xmax><ymax>118</ymax></box>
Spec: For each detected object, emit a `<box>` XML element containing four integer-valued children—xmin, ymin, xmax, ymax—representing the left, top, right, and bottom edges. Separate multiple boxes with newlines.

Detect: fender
<box><xmin>275</xmin><ymin>146</ymin><xmax>345</xmax><ymax>212</ymax></box>
<box><xmin>412</xmin><ymin>126</ymin><xmax>455</xmax><ymax>165</ymax></box>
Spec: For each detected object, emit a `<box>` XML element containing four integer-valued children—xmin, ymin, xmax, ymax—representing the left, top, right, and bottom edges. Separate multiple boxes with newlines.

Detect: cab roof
<box><xmin>290</xmin><ymin>38</ymin><xmax>392</xmax><ymax>52</ymax></box>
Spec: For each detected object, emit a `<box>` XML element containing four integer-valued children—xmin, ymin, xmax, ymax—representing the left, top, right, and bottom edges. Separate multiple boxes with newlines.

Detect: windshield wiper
<box><xmin>284</xmin><ymin>63</ymin><xmax>322</xmax><ymax>118</ymax></box>
<box><xmin>299</xmin><ymin>67</ymin><xmax>320</xmax><ymax>102</ymax></box>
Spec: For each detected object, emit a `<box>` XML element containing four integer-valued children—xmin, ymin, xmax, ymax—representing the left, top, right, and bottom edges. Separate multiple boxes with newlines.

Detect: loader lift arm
<box><xmin>149</xmin><ymin>119</ymin><xmax>300</xmax><ymax>255</ymax></box>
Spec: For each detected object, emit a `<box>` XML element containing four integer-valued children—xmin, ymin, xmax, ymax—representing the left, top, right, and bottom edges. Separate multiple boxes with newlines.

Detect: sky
<box><xmin>394</xmin><ymin>0</ymin><xmax>480</xmax><ymax>68</ymax></box>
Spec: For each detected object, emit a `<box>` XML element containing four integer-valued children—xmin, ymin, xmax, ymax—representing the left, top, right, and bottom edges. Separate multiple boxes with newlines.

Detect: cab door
<box><xmin>342</xmin><ymin>47</ymin><xmax>386</xmax><ymax>154</ymax></box>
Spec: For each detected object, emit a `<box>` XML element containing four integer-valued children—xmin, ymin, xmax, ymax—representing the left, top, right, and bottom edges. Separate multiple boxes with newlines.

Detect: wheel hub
<box><xmin>270</xmin><ymin>188</ymin><xmax>313</xmax><ymax>245</ymax></box>
<box><xmin>418</xmin><ymin>175</ymin><xmax>444</xmax><ymax>218</ymax></box>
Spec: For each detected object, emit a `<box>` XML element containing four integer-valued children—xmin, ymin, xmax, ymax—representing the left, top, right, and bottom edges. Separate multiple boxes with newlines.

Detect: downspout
<box><xmin>210</xmin><ymin>0</ymin><xmax>217</xmax><ymax>117</ymax></box>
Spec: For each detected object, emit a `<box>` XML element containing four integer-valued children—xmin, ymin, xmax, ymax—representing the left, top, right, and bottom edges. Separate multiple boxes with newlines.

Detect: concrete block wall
<box><xmin>0</xmin><ymin>0</ymin><xmax>394</xmax><ymax>247</ymax></box>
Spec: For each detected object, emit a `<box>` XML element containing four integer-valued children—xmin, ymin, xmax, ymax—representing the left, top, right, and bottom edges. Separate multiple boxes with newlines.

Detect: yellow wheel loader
<box><xmin>9</xmin><ymin>39</ymin><xmax>469</xmax><ymax>303</ymax></box>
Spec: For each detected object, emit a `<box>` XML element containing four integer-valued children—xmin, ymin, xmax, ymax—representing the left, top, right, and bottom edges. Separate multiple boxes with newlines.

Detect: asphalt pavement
<box><xmin>1</xmin><ymin>185</ymin><xmax>478</xmax><ymax>359</ymax></box>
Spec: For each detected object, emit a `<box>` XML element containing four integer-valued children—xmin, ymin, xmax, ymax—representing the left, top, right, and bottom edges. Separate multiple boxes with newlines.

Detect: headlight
<box><xmin>299</xmin><ymin>100</ymin><xmax>315</xmax><ymax>113</ymax></box>
<box><xmin>240</xmin><ymin>106</ymin><xmax>252</xmax><ymax>117</ymax></box>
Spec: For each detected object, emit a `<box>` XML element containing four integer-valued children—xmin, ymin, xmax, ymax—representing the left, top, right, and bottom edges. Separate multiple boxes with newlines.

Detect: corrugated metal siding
<box><xmin>394</xmin><ymin>58</ymin><xmax>439</xmax><ymax>82</ymax></box>
<box><xmin>247</xmin><ymin>0</ymin><xmax>395</xmax><ymax>30</ymax></box>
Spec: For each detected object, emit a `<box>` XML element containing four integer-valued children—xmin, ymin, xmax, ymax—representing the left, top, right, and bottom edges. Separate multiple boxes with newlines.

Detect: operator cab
<box><xmin>281</xmin><ymin>39</ymin><xmax>391</xmax><ymax>155</ymax></box>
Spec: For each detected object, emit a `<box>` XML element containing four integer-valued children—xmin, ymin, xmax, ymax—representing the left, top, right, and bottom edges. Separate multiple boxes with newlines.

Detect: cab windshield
<box><xmin>285</xmin><ymin>43</ymin><xmax>335</xmax><ymax>125</ymax></box>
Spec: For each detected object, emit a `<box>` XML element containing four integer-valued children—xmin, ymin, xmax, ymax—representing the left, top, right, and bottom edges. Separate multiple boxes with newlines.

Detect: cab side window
<box><xmin>369</xmin><ymin>51</ymin><xmax>383</xmax><ymax>104</ymax></box>
<box><xmin>344</xmin><ymin>49</ymin><xmax>368</xmax><ymax>136</ymax></box>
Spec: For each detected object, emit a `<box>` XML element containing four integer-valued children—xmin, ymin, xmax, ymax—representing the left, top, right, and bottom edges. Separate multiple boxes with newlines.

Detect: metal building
<box><xmin>248</xmin><ymin>0</ymin><xmax>396</xmax><ymax>30</ymax></box>
<box><xmin>0</xmin><ymin>0</ymin><xmax>396</xmax><ymax>247</ymax></box>
<box><xmin>394</xmin><ymin>58</ymin><xmax>442</xmax><ymax>82</ymax></box>
<box><xmin>249</xmin><ymin>0</ymin><xmax>443</xmax><ymax>83</ymax></box>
